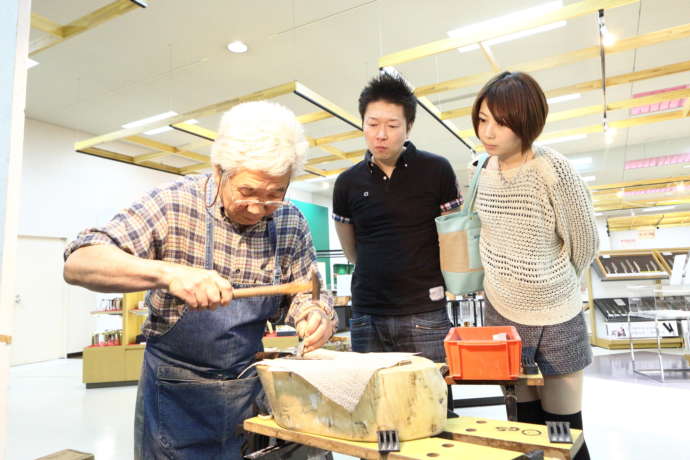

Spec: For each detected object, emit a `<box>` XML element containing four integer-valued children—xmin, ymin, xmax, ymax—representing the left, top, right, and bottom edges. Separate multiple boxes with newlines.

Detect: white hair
<box><xmin>211</xmin><ymin>101</ymin><xmax>308</xmax><ymax>178</ymax></box>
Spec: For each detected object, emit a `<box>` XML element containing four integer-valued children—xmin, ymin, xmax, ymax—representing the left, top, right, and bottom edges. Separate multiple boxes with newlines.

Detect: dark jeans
<box><xmin>349</xmin><ymin>309</ymin><xmax>451</xmax><ymax>363</ymax></box>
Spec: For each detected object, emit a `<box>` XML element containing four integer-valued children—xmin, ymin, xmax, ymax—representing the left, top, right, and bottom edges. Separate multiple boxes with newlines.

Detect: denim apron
<box><xmin>137</xmin><ymin>184</ymin><xmax>283</xmax><ymax>459</ymax></box>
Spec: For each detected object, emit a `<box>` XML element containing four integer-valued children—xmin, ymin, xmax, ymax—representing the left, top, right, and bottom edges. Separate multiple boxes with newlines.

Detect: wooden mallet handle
<box><xmin>232</xmin><ymin>268</ymin><xmax>320</xmax><ymax>299</ymax></box>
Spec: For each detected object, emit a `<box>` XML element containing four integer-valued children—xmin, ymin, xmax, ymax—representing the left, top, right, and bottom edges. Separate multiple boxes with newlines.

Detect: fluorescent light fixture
<box><xmin>448</xmin><ymin>1</ymin><xmax>566</xmax><ymax>53</ymax></box>
<box><xmin>582</xmin><ymin>175</ymin><xmax>596</xmax><ymax>183</ymax></box>
<box><xmin>594</xmin><ymin>212</ymin><xmax>604</xmax><ymax>217</ymax></box>
<box><xmin>122</xmin><ymin>111</ymin><xmax>178</xmax><ymax>129</ymax></box>
<box><xmin>547</xmin><ymin>93</ymin><xmax>581</xmax><ymax>104</ymax></box>
<box><xmin>539</xmin><ymin>134</ymin><xmax>587</xmax><ymax>145</ymax></box>
<box><xmin>641</xmin><ymin>205</ymin><xmax>676</xmax><ymax>213</ymax></box>
<box><xmin>227</xmin><ymin>40</ymin><xmax>248</xmax><ymax>53</ymax></box>
<box><xmin>144</xmin><ymin>119</ymin><xmax>199</xmax><ymax>136</ymax></box>
<box><xmin>616</xmin><ymin>189</ymin><xmax>624</xmax><ymax>198</ymax></box>
<box><xmin>27</xmin><ymin>58</ymin><xmax>39</xmax><ymax>69</ymax></box>
<box><xmin>569</xmin><ymin>157</ymin><xmax>592</xmax><ymax>169</ymax></box>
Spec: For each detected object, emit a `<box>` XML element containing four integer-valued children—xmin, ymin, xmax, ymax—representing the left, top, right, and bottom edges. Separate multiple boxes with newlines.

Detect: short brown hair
<box><xmin>471</xmin><ymin>71</ymin><xmax>548</xmax><ymax>152</ymax></box>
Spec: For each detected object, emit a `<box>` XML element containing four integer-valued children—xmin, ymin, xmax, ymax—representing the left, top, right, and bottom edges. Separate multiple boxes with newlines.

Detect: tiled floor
<box><xmin>7</xmin><ymin>349</ymin><xmax>690</xmax><ymax>459</ymax></box>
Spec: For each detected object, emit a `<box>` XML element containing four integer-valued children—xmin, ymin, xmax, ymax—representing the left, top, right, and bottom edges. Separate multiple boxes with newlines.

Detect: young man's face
<box><xmin>363</xmin><ymin>100</ymin><xmax>410</xmax><ymax>164</ymax></box>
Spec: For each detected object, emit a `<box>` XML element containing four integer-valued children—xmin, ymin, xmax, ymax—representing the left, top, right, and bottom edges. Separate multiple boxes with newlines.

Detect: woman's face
<box><xmin>476</xmin><ymin>99</ymin><xmax>523</xmax><ymax>158</ymax></box>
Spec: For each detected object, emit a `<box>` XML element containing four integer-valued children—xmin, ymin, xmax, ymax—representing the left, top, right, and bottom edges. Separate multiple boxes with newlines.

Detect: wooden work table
<box><xmin>446</xmin><ymin>368</ymin><xmax>544</xmax><ymax>421</ymax></box>
<box><xmin>244</xmin><ymin>414</ymin><xmax>582</xmax><ymax>460</ymax></box>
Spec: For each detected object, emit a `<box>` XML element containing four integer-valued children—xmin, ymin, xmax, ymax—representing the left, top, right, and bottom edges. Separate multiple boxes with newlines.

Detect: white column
<box><xmin>0</xmin><ymin>0</ymin><xmax>32</xmax><ymax>457</ymax></box>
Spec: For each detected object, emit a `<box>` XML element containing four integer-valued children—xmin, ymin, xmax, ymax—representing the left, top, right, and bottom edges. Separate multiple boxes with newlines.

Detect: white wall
<box><xmin>21</xmin><ymin>118</ymin><xmax>177</xmax><ymax>354</ymax></box>
<box><xmin>608</xmin><ymin>226</ymin><xmax>690</xmax><ymax>250</ymax></box>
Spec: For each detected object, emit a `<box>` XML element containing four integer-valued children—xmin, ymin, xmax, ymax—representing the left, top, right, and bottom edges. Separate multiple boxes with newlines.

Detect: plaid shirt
<box><xmin>64</xmin><ymin>174</ymin><xmax>335</xmax><ymax>337</ymax></box>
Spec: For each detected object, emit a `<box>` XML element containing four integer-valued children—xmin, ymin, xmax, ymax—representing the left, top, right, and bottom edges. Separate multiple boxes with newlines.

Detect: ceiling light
<box><xmin>616</xmin><ymin>189</ymin><xmax>624</xmax><ymax>198</ymax></box>
<box><xmin>570</xmin><ymin>157</ymin><xmax>592</xmax><ymax>169</ymax></box>
<box><xmin>605</xmin><ymin>127</ymin><xmax>618</xmax><ymax>145</ymax></box>
<box><xmin>677</xmin><ymin>182</ymin><xmax>686</xmax><ymax>192</ymax></box>
<box><xmin>448</xmin><ymin>1</ymin><xmax>566</xmax><ymax>53</ymax></box>
<box><xmin>27</xmin><ymin>58</ymin><xmax>39</xmax><ymax>69</ymax></box>
<box><xmin>641</xmin><ymin>205</ymin><xmax>676</xmax><ymax>213</ymax></box>
<box><xmin>122</xmin><ymin>111</ymin><xmax>178</xmax><ymax>129</ymax></box>
<box><xmin>547</xmin><ymin>93</ymin><xmax>581</xmax><ymax>104</ymax></box>
<box><xmin>602</xmin><ymin>30</ymin><xmax>617</xmax><ymax>47</ymax></box>
<box><xmin>594</xmin><ymin>212</ymin><xmax>604</xmax><ymax>217</ymax></box>
<box><xmin>144</xmin><ymin>119</ymin><xmax>199</xmax><ymax>136</ymax></box>
<box><xmin>539</xmin><ymin>134</ymin><xmax>587</xmax><ymax>145</ymax></box>
<box><xmin>582</xmin><ymin>175</ymin><xmax>596</xmax><ymax>183</ymax></box>
<box><xmin>226</xmin><ymin>41</ymin><xmax>248</xmax><ymax>54</ymax></box>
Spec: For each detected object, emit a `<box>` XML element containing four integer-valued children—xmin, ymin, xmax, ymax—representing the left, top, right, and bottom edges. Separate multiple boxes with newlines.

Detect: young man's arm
<box><xmin>335</xmin><ymin>222</ymin><xmax>357</xmax><ymax>263</ymax></box>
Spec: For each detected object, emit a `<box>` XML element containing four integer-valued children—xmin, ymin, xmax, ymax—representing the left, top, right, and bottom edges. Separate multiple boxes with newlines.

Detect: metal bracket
<box><xmin>546</xmin><ymin>421</ymin><xmax>573</xmax><ymax>444</ymax></box>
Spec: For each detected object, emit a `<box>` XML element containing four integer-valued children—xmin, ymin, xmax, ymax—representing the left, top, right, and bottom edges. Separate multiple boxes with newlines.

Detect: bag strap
<box><xmin>463</xmin><ymin>154</ymin><xmax>490</xmax><ymax>213</ymax></box>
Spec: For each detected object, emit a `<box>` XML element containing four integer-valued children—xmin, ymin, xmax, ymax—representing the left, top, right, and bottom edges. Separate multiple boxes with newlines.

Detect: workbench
<box><xmin>446</xmin><ymin>368</ymin><xmax>544</xmax><ymax>421</ymax></box>
<box><xmin>244</xmin><ymin>414</ymin><xmax>582</xmax><ymax>460</ymax></box>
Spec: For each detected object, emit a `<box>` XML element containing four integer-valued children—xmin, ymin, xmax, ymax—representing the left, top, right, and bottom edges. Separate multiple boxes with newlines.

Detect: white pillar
<box><xmin>0</xmin><ymin>1</ymin><xmax>32</xmax><ymax>457</ymax></box>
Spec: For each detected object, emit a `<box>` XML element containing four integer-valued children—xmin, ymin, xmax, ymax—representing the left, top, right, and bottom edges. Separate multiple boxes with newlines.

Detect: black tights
<box><xmin>516</xmin><ymin>401</ymin><xmax>591</xmax><ymax>460</ymax></box>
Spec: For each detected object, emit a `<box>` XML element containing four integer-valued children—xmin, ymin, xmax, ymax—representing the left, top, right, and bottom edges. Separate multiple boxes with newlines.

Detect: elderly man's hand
<box><xmin>295</xmin><ymin>306</ymin><xmax>335</xmax><ymax>354</ymax></box>
<box><xmin>166</xmin><ymin>265</ymin><xmax>233</xmax><ymax>310</ymax></box>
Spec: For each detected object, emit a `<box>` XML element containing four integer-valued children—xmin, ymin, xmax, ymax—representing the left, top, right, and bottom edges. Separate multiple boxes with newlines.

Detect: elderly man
<box><xmin>64</xmin><ymin>101</ymin><xmax>337</xmax><ymax>459</ymax></box>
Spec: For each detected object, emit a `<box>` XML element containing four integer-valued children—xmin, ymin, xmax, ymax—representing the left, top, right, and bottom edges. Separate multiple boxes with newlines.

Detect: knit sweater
<box><xmin>475</xmin><ymin>145</ymin><xmax>599</xmax><ymax>326</ymax></box>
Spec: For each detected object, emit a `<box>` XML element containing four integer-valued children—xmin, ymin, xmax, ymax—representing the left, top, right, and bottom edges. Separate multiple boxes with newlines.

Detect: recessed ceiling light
<box><xmin>448</xmin><ymin>1</ymin><xmax>566</xmax><ymax>53</ymax></box>
<box><xmin>227</xmin><ymin>41</ymin><xmax>248</xmax><ymax>54</ymax></box>
<box><xmin>122</xmin><ymin>111</ymin><xmax>178</xmax><ymax>129</ymax></box>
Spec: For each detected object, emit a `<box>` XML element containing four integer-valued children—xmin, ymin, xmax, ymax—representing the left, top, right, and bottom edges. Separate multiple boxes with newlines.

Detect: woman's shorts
<box><xmin>483</xmin><ymin>298</ymin><xmax>592</xmax><ymax>376</ymax></box>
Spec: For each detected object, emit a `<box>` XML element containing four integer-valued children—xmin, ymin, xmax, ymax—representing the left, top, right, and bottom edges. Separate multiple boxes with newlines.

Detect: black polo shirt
<box><xmin>332</xmin><ymin>141</ymin><xmax>462</xmax><ymax>316</ymax></box>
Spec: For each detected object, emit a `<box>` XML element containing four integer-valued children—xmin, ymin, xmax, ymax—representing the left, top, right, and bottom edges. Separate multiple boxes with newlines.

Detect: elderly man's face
<box><xmin>215</xmin><ymin>167</ymin><xmax>290</xmax><ymax>226</ymax></box>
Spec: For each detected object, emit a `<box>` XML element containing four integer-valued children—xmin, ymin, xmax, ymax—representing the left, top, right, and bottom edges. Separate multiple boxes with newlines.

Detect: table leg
<box><xmin>504</xmin><ymin>384</ymin><xmax>517</xmax><ymax>422</ymax></box>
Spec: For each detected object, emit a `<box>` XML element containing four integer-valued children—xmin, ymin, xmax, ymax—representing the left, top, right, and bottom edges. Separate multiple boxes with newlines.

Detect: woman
<box><xmin>471</xmin><ymin>71</ymin><xmax>598</xmax><ymax>460</ymax></box>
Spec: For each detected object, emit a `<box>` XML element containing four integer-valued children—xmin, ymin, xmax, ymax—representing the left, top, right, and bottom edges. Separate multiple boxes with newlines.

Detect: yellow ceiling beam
<box><xmin>441</xmin><ymin>60</ymin><xmax>690</xmax><ymax>121</ymax></box>
<box><xmin>472</xmin><ymin>109</ymin><xmax>690</xmax><ymax>152</ymax></box>
<box><xmin>179</xmin><ymin>163</ymin><xmax>212</xmax><ymax>175</ymax></box>
<box><xmin>171</xmin><ymin>123</ymin><xmax>217</xmax><ymax>141</ymax></box>
<box><xmin>294</xmin><ymin>82</ymin><xmax>361</xmax><ymax>129</ymax></box>
<box><xmin>311</xmin><ymin>130</ymin><xmax>363</xmax><ymax>146</ymax></box>
<box><xmin>126</xmin><ymin>136</ymin><xmax>209</xmax><ymax>164</ymax></box>
<box><xmin>379</xmin><ymin>0</ymin><xmax>638</xmax><ymax>67</ymax></box>
<box><xmin>479</xmin><ymin>42</ymin><xmax>501</xmax><ymax>72</ymax></box>
<box><xmin>30</xmin><ymin>13</ymin><xmax>64</xmax><ymax>37</ymax></box>
<box><xmin>77</xmin><ymin>147</ymin><xmax>181</xmax><ymax>175</ymax></box>
<box><xmin>418</xmin><ymin>22</ymin><xmax>690</xmax><ymax>98</ymax></box>
<box><xmin>546</xmin><ymin>88</ymin><xmax>690</xmax><ymax>123</ymax></box>
<box><xmin>76</xmin><ymin>82</ymin><xmax>296</xmax><ymax>151</ymax></box>
<box><xmin>307</xmin><ymin>149</ymin><xmax>366</xmax><ymax>166</ymax></box>
<box><xmin>590</xmin><ymin>175</ymin><xmax>690</xmax><ymax>192</ymax></box>
<box><xmin>297</xmin><ymin>111</ymin><xmax>333</xmax><ymax>124</ymax></box>
<box><xmin>295</xmin><ymin>168</ymin><xmax>347</xmax><ymax>182</ymax></box>
<box><xmin>30</xmin><ymin>0</ymin><xmax>148</xmax><ymax>55</ymax></box>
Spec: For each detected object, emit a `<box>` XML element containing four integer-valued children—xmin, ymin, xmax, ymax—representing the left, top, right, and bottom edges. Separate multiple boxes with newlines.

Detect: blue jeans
<box><xmin>349</xmin><ymin>309</ymin><xmax>451</xmax><ymax>363</ymax></box>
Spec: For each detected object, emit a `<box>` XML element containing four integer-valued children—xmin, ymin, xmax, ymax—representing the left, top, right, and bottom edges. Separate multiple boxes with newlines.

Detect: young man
<box><xmin>64</xmin><ymin>101</ymin><xmax>336</xmax><ymax>459</ymax></box>
<box><xmin>332</xmin><ymin>73</ymin><xmax>462</xmax><ymax>363</ymax></box>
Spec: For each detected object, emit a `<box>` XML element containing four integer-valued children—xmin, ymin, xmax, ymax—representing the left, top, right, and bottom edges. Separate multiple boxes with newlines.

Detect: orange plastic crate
<box><xmin>443</xmin><ymin>326</ymin><xmax>522</xmax><ymax>380</ymax></box>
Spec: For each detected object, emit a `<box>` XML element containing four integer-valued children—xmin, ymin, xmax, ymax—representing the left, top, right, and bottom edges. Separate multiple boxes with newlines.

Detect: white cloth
<box><xmin>257</xmin><ymin>349</ymin><xmax>415</xmax><ymax>412</ymax></box>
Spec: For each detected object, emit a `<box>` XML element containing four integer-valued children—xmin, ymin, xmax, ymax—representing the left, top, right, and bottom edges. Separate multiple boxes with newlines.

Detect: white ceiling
<box><xmin>26</xmin><ymin>0</ymin><xmax>690</xmax><ymax>201</ymax></box>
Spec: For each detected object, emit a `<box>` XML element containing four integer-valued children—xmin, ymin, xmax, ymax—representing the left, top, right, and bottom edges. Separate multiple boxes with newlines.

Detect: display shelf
<box><xmin>128</xmin><ymin>308</ymin><xmax>148</xmax><ymax>316</ymax></box>
<box><xmin>90</xmin><ymin>309</ymin><xmax>123</xmax><ymax>315</ymax></box>
<box><xmin>593</xmin><ymin>249</ymin><xmax>670</xmax><ymax>281</ymax></box>
<box><xmin>586</xmin><ymin>263</ymin><xmax>685</xmax><ymax>350</ymax></box>
<box><xmin>655</xmin><ymin>247</ymin><xmax>690</xmax><ymax>273</ymax></box>
<box><xmin>83</xmin><ymin>291</ymin><xmax>146</xmax><ymax>388</ymax></box>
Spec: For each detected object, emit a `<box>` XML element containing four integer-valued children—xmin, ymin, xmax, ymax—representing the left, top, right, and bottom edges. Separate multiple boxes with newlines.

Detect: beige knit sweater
<box><xmin>475</xmin><ymin>145</ymin><xmax>598</xmax><ymax>326</ymax></box>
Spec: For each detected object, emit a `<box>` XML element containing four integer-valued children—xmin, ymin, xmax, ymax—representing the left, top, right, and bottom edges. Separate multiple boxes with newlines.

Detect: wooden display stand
<box><xmin>587</xmin><ymin>248</ymin><xmax>688</xmax><ymax>350</ymax></box>
<box><xmin>83</xmin><ymin>291</ymin><xmax>146</xmax><ymax>388</ymax></box>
